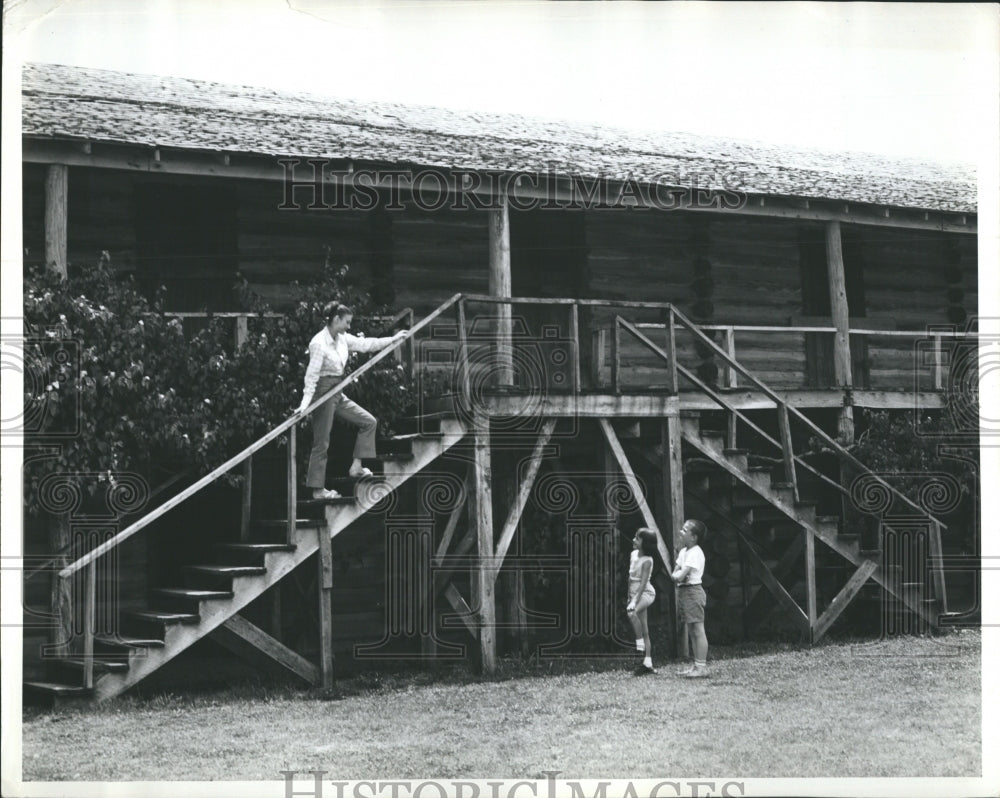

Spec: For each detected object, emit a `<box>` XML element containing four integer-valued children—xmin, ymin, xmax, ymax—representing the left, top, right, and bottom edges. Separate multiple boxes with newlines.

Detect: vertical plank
<box><xmin>240</xmin><ymin>457</ymin><xmax>253</xmax><ymax>542</ymax></box>
<box><xmin>612</xmin><ymin>317</ymin><xmax>621</xmax><ymax>395</ymax></box>
<box><xmin>933</xmin><ymin>334</ymin><xmax>943</xmax><ymax>391</ymax></box>
<box><xmin>488</xmin><ymin>199</ymin><xmax>513</xmax><ymax>386</ymax></box>
<box><xmin>317</xmin><ymin>526</ymin><xmax>334</xmax><ymax>689</ymax></box>
<box><xmin>569</xmin><ymin>302</ymin><xmax>581</xmax><ymax>393</ymax></box>
<box><xmin>928</xmin><ymin>520</ymin><xmax>948</xmax><ymax>615</ymax></box>
<box><xmin>594</xmin><ymin>328</ymin><xmax>607</xmax><ymax>387</ymax></box>
<box><xmin>286</xmin><ymin>427</ymin><xmax>297</xmax><ymax>545</ymax></box>
<box><xmin>416</xmin><ymin>475</ymin><xmax>437</xmax><ymax>661</ymax></box>
<box><xmin>470</xmin><ymin>416</ymin><xmax>496</xmax><ymax>672</ymax></box>
<box><xmin>825</xmin><ymin>220</ymin><xmax>855</xmax><ymax>442</ymax></box>
<box><xmin>724</xmin><ymin>327</ymin><xmax>738</xmax><ymax>388</ymax></box>
<box><xmin>776</xmin><ymin>404</ymin><xmax>799</xmax><ymax>502</ymax></box>
<box><xmin>662</xmin><ymin>416</ymin><xmax>685</xmax><ymax>659</ymax></box>
<box><xmin>666</xmin><ymin>308</ymin><xmax>678</xmax><ymax>394</ymax></box>
<box><xmin>83</xmin><ymin>561</ymin><xmax>96</xmax><ymax>689</ymax></box>
<box><xmin>234</xmin><ymin>315</ymin><xmax>249</xmax><ymax>350</ymax></box>
<box><xmin>804</xmin><ymin>528</ymin><xmax>817</xmax><ymax>641</ymax></box>
<box><xmin>457</xmin><ymin>300</ymin><xmax>471</xmax><ymax>405</ymax></box>
<box><xmin>44</xmin><ymin>164</ymin><xmax>68</xmax><ymax>278</ymax></box>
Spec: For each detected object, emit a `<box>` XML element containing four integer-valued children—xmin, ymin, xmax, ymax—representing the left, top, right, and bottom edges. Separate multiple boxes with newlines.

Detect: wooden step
<box><xmin>23</xmin><ymin>681</ymin><xmax>92</xmax><ymax>706</ymax></box>
<box><xmin>214</xmin><ymin>541</ymin><xmax>298</xmax><ymax>564</ymax></box>
<box><xmin>723</xmin><ymin>448</ymin><xmax>749</xmax><ymax>457</ymax></box>
<box><xmin>55</xmin><ymin>657</ymin><xmax>129</xmax><ymax>675</ymax></box>
<box><xmin>363</xmin><ymin>452</ymin><xmax>414</xmax><ymax>464</ymax></box>
<box><xmin>182</xmin><ymin>565</ymin><xmax>266</xmax><ymax>578</ymax></box>
<box><xmin>126</xmin><ymin>610</ymin><xmax>201</xmax><ymax>625</ymax></box>
<box><xmin>296</xmin><ymin>496</ymin><xmax>355</xmax><ymax>507</ymax></box>
<box><xmin>152</xmin><ymin>587</ymin><xmax>234</xmax><ymax>613</ymax></box>
<box><xmin>94</xmin><ymin>635</ymin><xmax>165</xmax><ymax>656</ymax></box>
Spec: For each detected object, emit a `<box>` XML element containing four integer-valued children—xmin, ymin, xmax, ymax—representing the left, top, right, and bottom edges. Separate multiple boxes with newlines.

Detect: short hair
<box><xmin>636</xmin><ymin>527</ymin><xmax>658</xmax><ymax>558</ymax></box>
<box><xmin>685</xmin><ymin>519</ymin><xmax>707</xmax><ymax>542</ymax></box>
<box><xmin>323</xmin><ymin>303</ymin><xmax>354</xmax><ymax>323</ymax></box>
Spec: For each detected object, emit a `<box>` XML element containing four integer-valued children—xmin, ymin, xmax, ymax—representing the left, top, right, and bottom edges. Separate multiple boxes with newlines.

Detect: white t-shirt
<box><xmin>676</xmin><ymin>544</ymin><xmax>705</xmax><ymax>585</ymax></box>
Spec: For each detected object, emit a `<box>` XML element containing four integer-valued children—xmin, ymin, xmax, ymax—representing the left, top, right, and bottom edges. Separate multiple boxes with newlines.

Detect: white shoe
<box><xmin>312</xmin><ymin>488</ymin><xmax>342</xmax><ymax>500</ymax></box>
<box><xmin>348</xmin><ymin>466</ymin><xmax>374</xmax><ymax>478</ymax></box>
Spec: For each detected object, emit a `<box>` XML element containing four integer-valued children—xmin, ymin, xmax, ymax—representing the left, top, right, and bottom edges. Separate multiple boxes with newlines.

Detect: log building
<box><xmin>20</xmin><ymin>63</ymin><xmax>979</xmax><ymax>702</ymax></box>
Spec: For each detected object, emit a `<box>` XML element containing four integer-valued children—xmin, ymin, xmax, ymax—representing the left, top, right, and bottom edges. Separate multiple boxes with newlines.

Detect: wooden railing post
<box><xmin>928</xmin><ymin>520</ymin><xmax>948</xmax><ymax>615</ymax></box>
<box><xmin>286</xmin><ymin>425</ymin><xmax>297</xmax><ymax>544</ymax></box>
<box><xmin>666</xmin><ymin>307</ymin><xmax>678</xmax><ymax>395</ymax></box>
<box><xmin>240</xmin><ymin>457</ymin><xmax>252</xmax><ymax>542</ymax></box>
<box><xmin>933</xmin><ymin>333</ymin><xmax>944</xmax><ymax>391</ymax></box>
<box><xmin>82</xmin><ymin>561</ymin><xmax>96</xmax><ymax>689</ymax></box>
<box><xmin>777</xmin><ymin>404</ymin><xmax>799</xmax><ymax>502</ymax></box>
<box><xmin>725</xmin><ymin>326</ymin><xmax>738</xmax><ymax>448</ymax></box>
<box><xmin>612</xmin><ymin>317</ymin><xmax>621</xmax><ymax>395</ymax></box>
<box><xmin>234</xmin><ymin>315</ymin><xmax>249</xmax><ymax>351</ymax></box>
<box><xmin>44</xmin><ymin>164</ymin><xmax>68</xmax><ymax>278</ymax></box>
<box><xmin>457</xmin><ymin>299</ymin><xmax>471</xmax><ymax>406</ymax></box>
<box><xmin>569</xmin><ymin>302</ymin><xmax>581</xmax><ymax>393</ymax></box>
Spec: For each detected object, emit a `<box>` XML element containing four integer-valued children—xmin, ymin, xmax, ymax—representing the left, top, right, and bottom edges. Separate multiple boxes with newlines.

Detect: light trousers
<box><xmin>305</xmin><ymin>376</ymin><xmax>377</xmax><ymax>488</ymax></box>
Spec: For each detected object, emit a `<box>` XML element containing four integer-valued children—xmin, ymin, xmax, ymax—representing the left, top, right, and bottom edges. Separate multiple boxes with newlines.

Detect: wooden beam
<box><xmin>739</xmin><ymin>531</ymin><xmax>810</xmax><ymax>634</ymax></box>
<box><xmin>316</xmin><ymin>526</ymin><xmax>334</xmax><ymax>689</ymax></box>
<box><xmin>469</xmin><ymin>418</ymin><xmax>497</xmax><ymax>672</ymax></box>
<box><xmin>210</xmin><ymin>614</ymin><xmax>319</xmax><ymax>685</ymax></box>
<box><xmin>493</xmin><ymin>419</ymin><xmax>557</xmax><ymax>570</ymax></box>
<box><xmin>659</xmin><ymin>418</ymin><xmax>684</xmax><ymax>659</ymax></box>
<box><xmin>44</xmin><ymin>163</ymin><xmax>68</xmax><ymax>278</ymax></box>
<box><xmin>812</xmin><ymin>559</ymin><xmax>878</xmax><ymax>642</ymax></box>
<box><xmin>598</xmin><ymin>419</ymin><xmax>671</xmax><ymax>568</ymax></box>
<box><xmin>804</xmin><ymin>529</ymin><xmax>817</xmax><ymax>636</ymax></box>
<box><xmin>776</xmin><ymin>405</ymin><xmax>799</xmax><ymax>502</ymax></box>
<box><xmin>825</xmin><ymin>220</ymin><xmax>855</xmax><ymax>442</ymax></box>
<box><xmin>742</xmin><ymin>532</ymin><xmax>806</xmax><ymax>630</ymax></box>
<box><xmin>488</xmin><ymin>197</ymin><xmax>513</xmax><ymax>386</ymax></box>
<box><xmin>443</xmin><ymin>584</ymin><xmax>478</xmax><ymax>638</ymax></box>
<box><xmin>23</xmin><ymin>140</ymin><xmax>979</xmax><ymax>234</ymax></box>
<box><xmin>433</xmin><ymin>473</ymin><xmax>468</xmax><ymax>567</ymax></box>
<box><xmin>240</xmin><ymin>458</ymin><xmax>252</xmax><ymax>542</ymax></box>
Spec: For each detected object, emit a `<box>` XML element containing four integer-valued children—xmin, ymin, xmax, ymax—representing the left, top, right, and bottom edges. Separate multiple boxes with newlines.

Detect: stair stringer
<box><xmin>91</xmin><ymin>418</ymin><xmax>468</xmax><ymax>700</ymax></box>
<box><xmin>679</xmin><ymin>423</ymin><xmax>936</xmax><ymax>627</ymax></box>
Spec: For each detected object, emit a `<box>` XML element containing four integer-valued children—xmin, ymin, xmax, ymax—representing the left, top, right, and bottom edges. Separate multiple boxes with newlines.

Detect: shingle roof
<box><xmin>22</xmin><ymin>62</ymin><xmax>975</xmax><ymax>214</ymax></box>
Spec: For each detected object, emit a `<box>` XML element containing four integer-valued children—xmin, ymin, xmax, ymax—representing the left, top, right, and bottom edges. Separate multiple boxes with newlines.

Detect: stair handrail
<box><xmin>660</xmin><ymin>304</ymin><xmax>947</xmax><ymax>530</ymax></box>
<box><xmin>58</xmin><ymin>293</ymin><xmax>462</xmax><ymax>580</ymax></box>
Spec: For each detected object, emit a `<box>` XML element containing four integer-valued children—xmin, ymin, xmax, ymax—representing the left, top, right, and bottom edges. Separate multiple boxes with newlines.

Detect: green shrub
<box><xmin>23</xmin><ymin>255</ymin><xmax>420</xmax><ymax>517</ymax></box>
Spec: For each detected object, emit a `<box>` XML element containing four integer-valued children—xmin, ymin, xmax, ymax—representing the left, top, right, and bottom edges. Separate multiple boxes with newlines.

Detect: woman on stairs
<box><xmin>296</xmin><ymin>303</ymin><xmax>407</xmax><ymax>500</ymax></box>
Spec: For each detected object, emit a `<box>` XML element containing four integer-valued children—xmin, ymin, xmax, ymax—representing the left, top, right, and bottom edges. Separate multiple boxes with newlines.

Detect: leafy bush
<box><xmin>22</xmin><ymin>255</ymin><xmax>421</xmax><ymax>517</ymax></box>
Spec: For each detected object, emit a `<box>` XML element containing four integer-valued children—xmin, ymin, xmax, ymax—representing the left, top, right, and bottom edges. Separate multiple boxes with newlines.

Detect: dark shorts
<box><xmin>678</xmin><ymin>584</ymin><xmax>706</xmax><ymax>623</ymax></box>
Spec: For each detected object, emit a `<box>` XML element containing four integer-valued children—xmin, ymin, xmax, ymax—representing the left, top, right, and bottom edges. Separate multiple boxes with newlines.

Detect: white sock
<box><xmin>694</xmin><ymin>659</ymin><xmax>706</xmax><ymax>669</ymax></box>
<box><xmin>643</xmin><ymin>656</ymin><xmax>652</xmax><ymax>668</ymax></box>
<box><xmin>635</xmin><ymin>640</ymin><xmax>645</xmax><ymax>653</ymax></box>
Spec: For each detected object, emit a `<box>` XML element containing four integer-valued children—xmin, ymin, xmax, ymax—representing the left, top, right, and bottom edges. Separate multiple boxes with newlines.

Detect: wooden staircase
<box><xmin>679</xmin><ymin>412</ymin><xmax>944</xmax><ymax>638</ymax></box>
<box><xmin>24</xmin><ymin>417</ymin><xmax>466</xmax><ymax>705</ymax></box>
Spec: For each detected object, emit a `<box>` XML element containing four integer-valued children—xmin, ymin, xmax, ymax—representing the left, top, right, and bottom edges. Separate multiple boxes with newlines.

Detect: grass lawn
<box><xmin>21</xmin><ymin>631</ymin><xmax>981</xmax><ymax>780</ymax></box>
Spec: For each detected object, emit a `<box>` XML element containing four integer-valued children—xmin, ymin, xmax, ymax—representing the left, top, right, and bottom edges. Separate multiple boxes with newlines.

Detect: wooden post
<box><xmin>44</xmin><ymin>164</ymin><xmax>68</xmax><ymax>278</ymax></box>
<box><xmin>725</xmin><ymin>327</ymin><xmax>738</xmax><ymax>448</ymax></box>
<box><xmin>569</xmin><ymin>303</ymin><xmax>581</xmax><ymax>393</ymax></box>
<box><xmin>825</xmin><ymin>221</ymin><xmax>855</xmax><ymax>442</ymax></box>
<box><xmin>776</xmin><ymin>405</ymin><xmax>799</xmax><ymax>502</ymax></box>
<box><xmin>933</xmin><ymin>334</ymin><xmax>944</xmax><ymax>391</ymax></box>
<box><xmin>82</xmin><ymin>561</ymin><xmax>96</xmax><ymax>689</ymax></box>
<box><xmin>804</xmin><ymin>528</ymin><xmax>817</xmax><ymax>642</ymax></box>
<box><xmin>234</xmin><ymin>315</ymin><xmax>249</xmax><ymax>351</ymax></box>
<box><xmin>470</xmin><ymin>416</ymin><xmax>497</xmax><ymax>672</ymax></box>
<box><xmin>457</xmin><ymin>300</ymin><xmax>471</xmax><ymax>406</ymax></box>
<box><xmin>488</xmin><ymin>198</ymin><xmax>513</xmax><ymax>386</ymax></box>
<box><xmin>594</xmin><ymin>328</ymin><xmax>608</xmax><ymax>387</ymax></box>
<box><xmin>928</xmin><ymin>521</ymin><xmax>948</xmax><ymax>615</ymax></box>
<box><xmin>48</xmin><ymin>515</ymin><xmax>73</xmax><ymax>658</ymax></box>
<box><xmin>666</xmin><ymin>308</ymin><xmax>678</xmax><ymax>394</ymax></box>
<box><xmin>286</xmin><ymin>427</ymin><xmax>297</xmax><ymax>545</ymax></box>
<box><xmin>316</xmin><ymin>526</ymin><xmax>334</xmax><ymax>689</ymax></box>
<box><xmin>240</xmin><ymin>457</ymin><xmax>252</xmax><ymax>542</ymax></box>
<box><xmin>662</xmin><ymin>416</ymin><xmax>685</xmax><ymax>659</ymax></box>
<box><xmin>612</xmin><ymin>318</ymin><xmax>621</xmax><ymax>395</ymax></box>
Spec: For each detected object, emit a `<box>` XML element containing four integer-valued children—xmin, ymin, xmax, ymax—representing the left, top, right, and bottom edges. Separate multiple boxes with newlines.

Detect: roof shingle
<box><xmin>21</xmin><ymin>62</ymin><xmax>976</xmax><ymax>214</ymax></box>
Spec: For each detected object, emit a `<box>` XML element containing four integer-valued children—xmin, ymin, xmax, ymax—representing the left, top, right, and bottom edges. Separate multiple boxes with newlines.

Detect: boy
<box><xmin>671</xmin><ymin>519</ymin><xmax>709</xmax><ymax>678</ymax></box>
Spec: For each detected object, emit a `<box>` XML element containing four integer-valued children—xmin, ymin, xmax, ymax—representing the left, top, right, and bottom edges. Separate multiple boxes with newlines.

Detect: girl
<box><xmin>626</xmin><ymin>527</ymin><xmax>658</xmax><ymax>676</ymax></box>
<box><xmin>296</xmin><ymin>303</ymin><xmax>407</xmax><ymax>500</ymax></box>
